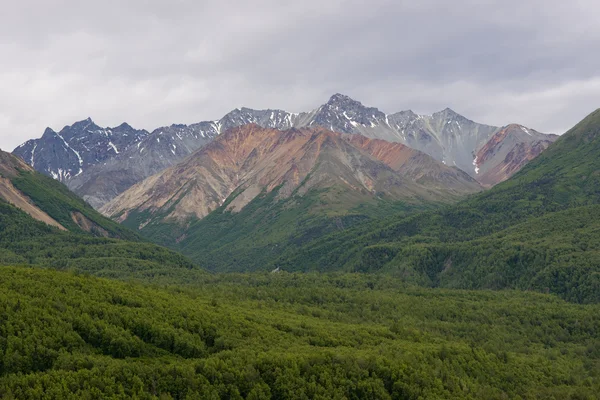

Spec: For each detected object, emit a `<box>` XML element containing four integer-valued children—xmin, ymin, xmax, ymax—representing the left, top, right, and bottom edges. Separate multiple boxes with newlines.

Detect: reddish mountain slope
<box><xmin>474</xmin><ymin>124</ymin><xmax>558</xmax><ymax>186</ymax></box>
<box><xmin>102</xmin><ymin>125</ymin><xmax>482</xmax><ymax>226</ymax></box>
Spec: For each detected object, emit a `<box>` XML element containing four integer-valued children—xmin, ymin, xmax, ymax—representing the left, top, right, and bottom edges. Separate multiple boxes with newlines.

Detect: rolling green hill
<box><xmin>0</xmin><ymin>150</ymin><xmax>137</xmax><ymax>240</ymax></box>
<box><xmin>0</xmin><ymin>267</ymin><xmax>597</xmax><ymax>399</ymax></box>
<box><xmin>11</xmin><ymin>170</ymin><xmax>138</xmax><ymax>240</ymax></box>
<box><xmin>0</xmin><ymin>150</ymin><xmax>202</xmax><ymax>282</ymax></box>
<box><xmin>269</xmin><ymin>109</ymin><xmax>600</xmax><ymax>303</ymax></box>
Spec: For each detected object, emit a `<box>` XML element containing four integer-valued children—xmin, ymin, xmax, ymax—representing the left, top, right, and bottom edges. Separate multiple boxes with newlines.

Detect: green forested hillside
<box><xmin>0</xmin><ymin>198</ymin><xmax>200</xmax><ymax>282</ymax></box>
<box><xmin>11</xmin><ymin>170</ymin><xmax>139</xmax><ymax>240</ymax></box>
<box><xmin>253</xmin><ymin>110</ymin><xmax>600</xmax><ymax>303</ymax></box>
<box><xmin>128</xmin><ymin>184</ymin><xmax>437</xmax><ymax>272</ymax></box>
<box><xmin>0</xmin><ymin>150</ymin><xmax>202</xmax><ymax>281</ymax></box>
<box><xmin>0</xmin><ymin>267</ymin><xmax>598</xmax><ymax>399</ymax></box>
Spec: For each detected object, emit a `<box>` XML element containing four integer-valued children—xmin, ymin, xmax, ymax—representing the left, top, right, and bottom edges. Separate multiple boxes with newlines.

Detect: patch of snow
<box><xmin>213</xmin><ymin>120</ymin><xmax>222</xmax><ymax>134</ymax></box>
<box><xmin>520</xmin><ymin>126</ymin><xmax>531</xmax><ymax>136</ymax></box>
<box><xmin>473</xmin><ymin>156</ymin><xmax>480</xmax><ymax>174</ymax></box>
<box><xmin>108</xmin><ymin>142</ymin><xmax>119</xmax><ymax>154</ymax></box>
<box><xmin>30</xmin><ymin>142</ymin><xmax>37</xmax><ymax>168</ymax></box>
<box><xmin>55</xmin><ymin>132</ymin><xmax>83</xmax><ymax>175</ymax></box>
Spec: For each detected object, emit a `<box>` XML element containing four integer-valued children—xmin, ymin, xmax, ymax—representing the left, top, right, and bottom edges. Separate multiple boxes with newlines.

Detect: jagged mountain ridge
<box><xmin>66</xmin><ymin>122</ymin><xmax>219</xmax><ymax>208</ymax></box>
<box><xmin>101</xmin><ymin>124</ymin><xmax>481</xmax><ymax>228</ymax></box>
<box><xmin>13</xmin><ymin>118</ymin><xmax>148</xmax><ymax>181</ymax></box>
<box><xmin>14</xmin><ymin>94</ymin><xmax>556</xmax><ymax>208</ymax></box>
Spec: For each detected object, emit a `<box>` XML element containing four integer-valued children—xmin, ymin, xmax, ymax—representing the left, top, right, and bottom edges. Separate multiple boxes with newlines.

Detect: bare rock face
<box><xmin>14</xmin><ymin>95</ymin><xmax>557</xmax><ymax>209</ymax></box>
<box><xmin>473</xmin><ymin>124</ymin><xmax>559</xmax><ymax>187</ymax></box>
<box><xmin>101</xmin><ymin>125</ymin><xmax>482</xmax><ymax>228</ymax></box>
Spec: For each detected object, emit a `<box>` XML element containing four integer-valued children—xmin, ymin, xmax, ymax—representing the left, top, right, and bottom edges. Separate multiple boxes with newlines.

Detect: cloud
<box><xmin>1</xmin><ymin>0</ymin><xmax>599</xmax><ymax>151</ymax></box>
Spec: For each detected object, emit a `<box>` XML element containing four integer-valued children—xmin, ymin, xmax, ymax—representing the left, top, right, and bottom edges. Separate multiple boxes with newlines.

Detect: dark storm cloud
<box><xmin>1</xmin><ymin>0</ymin><xmax>599</xmax><ymax>150</ymax></box>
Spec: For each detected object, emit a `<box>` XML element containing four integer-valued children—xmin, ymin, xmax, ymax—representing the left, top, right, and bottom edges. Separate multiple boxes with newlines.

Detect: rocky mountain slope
<box><xmin>66</xmin><ymin>122</ymin><xmax>218</xmax><ymax>208</ymax></box>
<box><xmin>14</xmin><ymin>95</ymin><xmax>556</xmax><ymax>208</ymax></box>
<box><xmin>0</xmin><ymin>146</ymin><xmax>200</xmax><ymax>280</ymax></box>
<box><xmin>0</xmin><ymin>151</ymin><xmax>66</xmax><ymax>230</ymax></box>
<box><xmin>473</xmin><ymin>124</ymin><xmax>558</xmax><ymax>186</ymax></box>
<box><xmin>102</xmin><ymin>125</ymin><xmax>481</xmax><ymax>227</ymax></box>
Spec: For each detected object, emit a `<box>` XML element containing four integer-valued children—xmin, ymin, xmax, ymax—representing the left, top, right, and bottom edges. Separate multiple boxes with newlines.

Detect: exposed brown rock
<box><xmin>0</xmin><ymin>151</ymin><xmax>65</xmax><ymax>229</ymax></box>
<box><xmin>70</xmin><ymin>211</ymin><xmax>109</xmax><ymax>237</ymax></box>
<box><xmin>474</xmin><ymin>124</ymin><xmax>558</xmax><ymax>187</ymax></box>
<box><xmin>101</xmin><ymin>125</ymin><xmax>482</xmax><ymax>225</ymax></box>
<box><xmin>0</xmin><ymin>177</ymin><xmax>66</xmax><ymax>230</ymax></box>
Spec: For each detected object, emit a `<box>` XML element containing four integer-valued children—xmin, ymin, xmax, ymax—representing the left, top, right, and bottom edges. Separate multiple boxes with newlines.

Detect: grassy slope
<box><xmin>0</xmin><ymin>266</ymin><xmax>598</xmax><ymax>399</ymax></box>
<box><xmin>271</xmin><ymin>109</ymin><xmax>600</xmax><ymax>303</ymax></box>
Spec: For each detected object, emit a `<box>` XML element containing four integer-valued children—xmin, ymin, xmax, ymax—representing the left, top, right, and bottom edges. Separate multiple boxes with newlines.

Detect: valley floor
<box><xmin>0</xmin><ymin>267</ymin><xmax>598</xmax><ymax>399</ymax></box>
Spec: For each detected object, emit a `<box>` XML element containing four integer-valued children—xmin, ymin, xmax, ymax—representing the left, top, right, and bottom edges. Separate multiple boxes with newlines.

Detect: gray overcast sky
<box><xmin>1</xmin><ymin>0</ymin><xmax>599</xmax><ymax>151</ymax></box>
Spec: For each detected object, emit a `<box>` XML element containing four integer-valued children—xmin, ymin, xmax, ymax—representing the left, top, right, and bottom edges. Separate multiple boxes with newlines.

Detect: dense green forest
<box><xmin>0</xmin><ymin>267</ymin><xmax>597</xmax><ymax>399</ymax></box>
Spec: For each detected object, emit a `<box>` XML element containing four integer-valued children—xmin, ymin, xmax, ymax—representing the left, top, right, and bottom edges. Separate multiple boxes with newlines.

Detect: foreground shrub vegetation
<box><xmin>0</xmin><ymin>267</ymin><xmax>597</xmax><ymax>399</ymax></box>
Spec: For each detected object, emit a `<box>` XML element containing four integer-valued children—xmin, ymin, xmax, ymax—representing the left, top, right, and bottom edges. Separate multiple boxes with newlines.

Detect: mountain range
<box><xmin>97</xmin><ymin>106</ymin><xmax>600</xmax><ymax>300</ymax></box>
<box><xmin>101</xmin><ymin>124</ymin><xmax>481</xmax><ymax>232</ymax></box>
<box><xmin>13</xmin><ymin>94</ymin><xmax>557</xmax><ymax>208</ymax></box>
